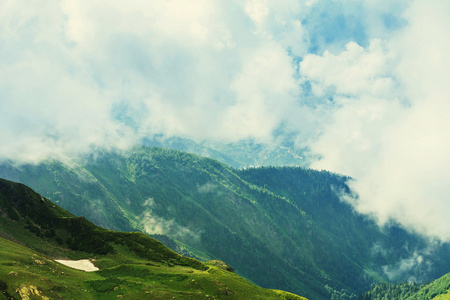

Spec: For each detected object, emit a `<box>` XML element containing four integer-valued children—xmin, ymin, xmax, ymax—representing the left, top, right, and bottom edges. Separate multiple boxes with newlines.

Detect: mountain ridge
<box><xmin>0</xmin><ymin>177</ymin><xmax>307</xmax><ymax>299</ymax></box>
<box><xmin>1</xmin><ymin>146</ymin><xmax>449</xmax><ymax>299</ymax></box>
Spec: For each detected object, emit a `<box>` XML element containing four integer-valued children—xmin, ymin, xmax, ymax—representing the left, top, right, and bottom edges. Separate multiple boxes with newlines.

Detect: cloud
<box><xmin>0</xmin><ymin>0</ymin><xmax>136</xmax><ymax>163</ymax></box>
<box><xmin>140</xmin><ymin>197</ymin><xmax>200</xmax><ymax>241</ymax></box>
<box><xmin>197</xmin><ymin>182</ymin><xmax>218</xmax><ymax>194</ymax></box>
<box><xmin>307</xmin><ymin>0</ymin><xmax>450</xmax><ymax>241</ymax></box>
<box><xmin>0</xmin><ymin>0</ymin><xmax>408</xmax><ymax>164</ymax></box>
<box><xmin>382</xmin><ymin>252</ymin><xmax>427</xmax><ymax>283</ymax></box>
<box><xmin>300</xmin><ymin>39</ymin><xmax>396</xmax><ymax>97</ymax></box>
<box><xmin>0</xmin><ymin>0</ymin><xmax>317</xmax><ymax>163</ymax></box>
<box><xmin>2</xmin><ymin>0</ymin><xmax>450</xmax><ymax>244</ymax></box>
<box><xmin>371</xmin><ymin>240</ymin><xmax>442</xmax><ymax>283</ymax></box>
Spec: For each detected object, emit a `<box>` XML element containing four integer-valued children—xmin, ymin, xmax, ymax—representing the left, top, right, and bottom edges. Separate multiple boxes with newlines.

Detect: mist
<box><xmin>2</xmin><ymin>0</ymin><xmax>450</xmax><ymax>241</ymax></box>
<box><xmin>307</xmin><ymin>1</ymin><xmax>450</xmax><ymax>241</ymax></box>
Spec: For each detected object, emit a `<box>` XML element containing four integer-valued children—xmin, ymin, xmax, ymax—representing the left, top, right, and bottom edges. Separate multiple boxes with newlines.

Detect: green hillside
<box><xmin>0</xmin><ymin>178</ymin><xmax>306</xmax><ymax>299</ymax></box>
<box><xmin>358</xmin><ymin>272</ymin><xmax>450</xmax><ymax>300</ymax></box>
<box><xmin>143</xmin><ymin>136</ymin><xmax>306</xmax><ymax>168</ymax></box>
<box><xmin>0</xmin><ymin>147</ymin><xmax>330</xmax><ymax>299</ymax></box>
<box><xmin>237</xmin><ymin>167</ymin><xmax>450</xmax><ymax>285</ymax></box>
<box><xmin>1</xmin><ymin>147</ymin><xmax>449</xmax><ymax>299</ymax></box>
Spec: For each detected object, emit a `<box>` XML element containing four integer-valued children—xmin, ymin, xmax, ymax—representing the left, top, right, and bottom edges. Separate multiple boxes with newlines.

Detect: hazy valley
<box><xmin>2</xmin><ymin>146</ymin><xmax>450</xmax><ymax>299</ymax></box>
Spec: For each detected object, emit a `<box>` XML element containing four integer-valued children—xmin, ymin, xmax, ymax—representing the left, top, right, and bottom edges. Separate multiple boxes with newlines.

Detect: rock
<box><xmin>16</xmin><ymin>285</ymin><xmax>49</xmax><ymax>300</ymax></box>
<box><xmin>207</xmin><ymin>260</ymin><xmax>234</xmax><ymax>272</ymax></box>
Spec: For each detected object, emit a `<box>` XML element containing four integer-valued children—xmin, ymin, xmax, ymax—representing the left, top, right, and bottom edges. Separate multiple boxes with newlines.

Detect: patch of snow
<box><xmin>54</xmin><ymin>259</ymin><xmax>99</xmax><ymax>272</ymax></box>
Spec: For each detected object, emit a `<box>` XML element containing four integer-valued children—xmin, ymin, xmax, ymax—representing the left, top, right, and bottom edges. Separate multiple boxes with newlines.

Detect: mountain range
<box><xmin>0</xmin><ymin>177</ymin><xmax>305</xmax><ymax>299</ymax></box>
<box><xmin>142</xmin><ymin>136</ymin><xmax>307</xmax><ymax>169</ymax></box>
<box><xmin>1</xmin><ymin>146</ymin><xmax>450</xmax><ymax>299</ymax></box>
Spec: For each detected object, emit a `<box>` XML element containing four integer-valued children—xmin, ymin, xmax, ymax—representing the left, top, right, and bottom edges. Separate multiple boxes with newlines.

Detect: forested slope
<box><xmin>1</xmin><ymin>147</ymin><xmax>450</xmax><ymax>299</ymax></box>
<box><xmin>0</xmin><ymin>178</ymin><xmax>306</xmax><ymax>299</ymax></box>
<box><xmin>358</xmin><ymin>272</ymin><xmax>450</xmax><ymax>300</ymax></box>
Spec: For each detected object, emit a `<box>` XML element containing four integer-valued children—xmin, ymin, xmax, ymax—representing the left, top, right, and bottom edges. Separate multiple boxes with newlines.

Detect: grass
<box><xmin>0</xmin><ymin>236</ymin><xmax>307</xmax><ymax>299</ymax></box>
<box><xmin>0</xmin><ymin>178</ymin><xmax>308</xmax><ymax>299</ymax></box>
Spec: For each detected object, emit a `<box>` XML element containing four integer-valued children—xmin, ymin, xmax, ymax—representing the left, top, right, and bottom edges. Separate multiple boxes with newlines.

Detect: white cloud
<box><xmin>2</xmin><ymin>0</ymin><xmax>450</xmax><ymax>244</ymax></box>
<box><xmin>307</xmin><ymin>0</ymin><xmax>450</xmax><ymax>241</ymax></box>
<box><xmin>382</xmin><ymin>252</ymin><xmax>426</xmax><ymax>282</ymax></box>
<box><xmin>301</xmin><ymin>40</ymin><xmax>396</xmax><ymax>97</ymax></box>
<box><xmin>140</xmin><ymin>197</ymin><xmax>200</xmax><ymax>241</ymax></box>
<box><xmin>1</xmin><ymin>0</ymin><xmax>407</xmax><ymax>164</ymax></box>
<box><xmin>0</xmin><ymin>0</ymin><xmax>314</xmax><ymax>163</ymax></box>
<box><xmin>245</xmin><ymin>0</ymin><xmax>269</xmax><ymax>26</ymax></box>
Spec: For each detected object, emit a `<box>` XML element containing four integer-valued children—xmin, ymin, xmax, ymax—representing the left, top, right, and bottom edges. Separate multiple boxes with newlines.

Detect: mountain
<box><xmin>237</xmin><ymin>167</ymin><xmax>450</xmax><ymax>285</ymax></box>
<box><xmin>0</xmin><ymin>178</ymin><xmax>305</xmax><ymax>299</ymax></box>
<box><xmin>201</xmin><ymin>139</ymin><xmax>307</xmax><ymax>168</ymax></box>
<box><xmin>143</xmin><ymin>136</ymin><xmax>306</xmax><ymax>168</ymax></box>
<box><xmin>0</xmin><ymin>147</ymin><xmax>331</xmax><ymax>299</ymax></box>
<box><xmin>1</xmin><ymin>146</ymin><xmax>449</xmax><ymax>299</ymax></box>
<box><xmin>358</xmin><ymin>272</ymin><xmax>450</xmax><ymax>299</ymax></box>
<box><xmin>142</xmin><ymin>136</ymin><xmax>242</xmax><ymax>169</ymax></box>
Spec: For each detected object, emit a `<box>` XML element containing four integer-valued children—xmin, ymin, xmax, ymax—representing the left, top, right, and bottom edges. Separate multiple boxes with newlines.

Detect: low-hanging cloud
<box><xmin>2</xmin><ymin>0</ymin><xmax>449</xmax><ymax>242</ymax></box>
<box><xmin>0</xmin><ymin>0</ymin><xmax>316</xmax><ymax>164</ymax></box>
<box><xmin>307</xmin><ymin>0</ymin><xmax>450</xmax><ymax>241</ymax></box>
<box><xmin>382</xmin><ymin>252</ymin><xmax>427</xmax><ymax>283</ymax></box>
<box><xmin>371</xmin><ymin>240</ymin><xmax>442</xmax><ymax>283</ymax></box>
<box><xmin>140</xmin><ymin>198</ymin><xmax>201</xmax><ymax>241</ymax></box>
<box><xmin>1</xmin><ymin>0</ymin><xmax>406</xmax><ymax>163</ymax></box>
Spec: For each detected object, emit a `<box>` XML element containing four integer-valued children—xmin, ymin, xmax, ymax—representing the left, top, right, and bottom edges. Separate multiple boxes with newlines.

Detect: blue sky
<box><xmin>1</xmin><ymin>0</ymin><xmax>450</xmax><ymax>241</ymax></box>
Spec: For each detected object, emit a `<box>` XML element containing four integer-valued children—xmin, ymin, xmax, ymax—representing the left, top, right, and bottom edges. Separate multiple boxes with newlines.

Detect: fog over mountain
<box><xmin>1</xmin><ymin>1</ymin><xmax>450</xmax><ymax>240</ymax></box>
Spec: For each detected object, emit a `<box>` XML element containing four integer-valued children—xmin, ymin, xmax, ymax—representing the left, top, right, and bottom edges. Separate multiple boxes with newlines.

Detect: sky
<box><xmin>1</xmin><ymin>0</ymin><xmax>450</xmax><ymax>241</ymax></box>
